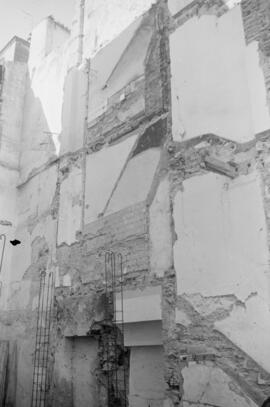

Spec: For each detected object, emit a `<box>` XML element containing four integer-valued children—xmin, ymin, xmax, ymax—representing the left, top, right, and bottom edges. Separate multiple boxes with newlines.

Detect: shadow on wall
<box><xmin>20</xmin><ymin>60</ymin><xmax>87</xmax><ymax>182</ymax></box>
<box><xmin>20</xmin><ymin>68</ymin><xmax>60</xmax><ymax>181</ymax></box>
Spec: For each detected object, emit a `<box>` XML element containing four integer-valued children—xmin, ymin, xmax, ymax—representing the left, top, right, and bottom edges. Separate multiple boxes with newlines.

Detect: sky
<box><xmin>0</xmin><ymin>0</ymin><xmax>75</xmax><ymax>50</ymax></box>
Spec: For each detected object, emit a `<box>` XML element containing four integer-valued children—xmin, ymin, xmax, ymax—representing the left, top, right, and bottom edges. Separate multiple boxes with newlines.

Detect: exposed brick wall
<box><xmin>175</xmin><ymin>294</ymin><xmax>270</xmax><ymax>405</ymax></box>
<box><xmin>86</xmin><ymin>77</ymin><xmax>145</xmax><ymax>149</ymax></box>
<box><xmin>171</xmin><ymin>0</ymin><xmax>227</xmax><ymax>31</ymax></box>
<box><xmin>87</xmin><ymin>4</ymin><xmax>170</xmax><ymax>150</ymax></box>
<box><xmin>83</xmin><ymin>202</ymin><xmax>149</xmax><ymax>275</ymax></box>
<box><xmin>241</xmin><ymin>0</ymin><xmax>270</xmax><ymax>45</ymax></box>
<box><xmin>57</xmin><ymin>202</ymin><xmax>149</xmax><ymax>286</ymax></box>
<box><xmin>241</xmin><ymin>0</ymin><xmax>270</xmax><ymax>111</ymax></box>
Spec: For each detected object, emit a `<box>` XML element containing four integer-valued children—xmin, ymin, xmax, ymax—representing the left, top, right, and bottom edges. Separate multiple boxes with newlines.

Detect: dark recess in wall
<box><xmin>132</xmin><ymin>118</ymin><xmax>167</xmax><ymax>157</ymax></box>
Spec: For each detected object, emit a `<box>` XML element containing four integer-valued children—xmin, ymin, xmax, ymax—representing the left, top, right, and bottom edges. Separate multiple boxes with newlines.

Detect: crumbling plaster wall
<box><xmin>182</xmin><ymin>363</ymin><xmax>257</xmax><ymax>407</ymax></box>
<box><xmin>2</xmin><ymin>162</ymin><xmax>59</xmax><ymax>407</ymax></box>
<box><xmin>173</xmin><ymin>171</ymin><xmax>270</xmax><ymax>371</ymax></box>
<box><xmin>3</xmin><ymin>0</ymin><xmax>270</xmax><ymax>406</ymax></box>
<box><xmin>166</xmin><ymin>1</ymin><xmax>270</xmax><ymax>406</ymax></box>
<box><xmin>53</xmin><ymin>3</ymin><xmax>171</xmax><ymax>404</ymax></box>
<box><xmin>0</xmin><ymin>56</ymin><xmax>27</xmax><ymax>313</ymax></box>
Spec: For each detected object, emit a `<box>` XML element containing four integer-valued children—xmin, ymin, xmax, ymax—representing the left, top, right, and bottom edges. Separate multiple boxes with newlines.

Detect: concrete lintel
<box><xmin>202</xmin><ymin>155</ymin><xmax>238</xmax><ymax>178</ymax></box>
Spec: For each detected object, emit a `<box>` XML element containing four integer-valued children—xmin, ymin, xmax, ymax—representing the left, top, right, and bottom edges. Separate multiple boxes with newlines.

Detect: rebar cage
<box><xmin>103</xmin><ymin>251</ymin><xmax>128</xmax><ymax>407</ymax></box>
<box><xmin>31</xmin><ymin>270</ymin><xmax>55</xmax><ymax>407</ymax></box>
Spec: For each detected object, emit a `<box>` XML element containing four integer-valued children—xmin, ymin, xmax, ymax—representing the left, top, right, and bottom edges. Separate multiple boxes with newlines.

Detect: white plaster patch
<box><xmin>183</xmin><ymin>363</ymin><xmax>257</xmax><ymax>407</ymax></box>
<box><xmin>170</xmin><ymin>7</ymin><xmax>255</xmax><ymax>142</ymax></box>
<box><xmin>173</xmin><ymin>172</ymin><xmax>269</xmax><ymax>301</ymax></box>
<box><xmin>72</xmin><ymin>338</ymin><xmax>99</xmax><ymax>406</ymax></box>
<box><xmin>116</xmin><ymin>286</ymin><xmax>162</xmax><ymax>323</ymax></box>
<box><xmin>106</xmin><ymin>148</ymin><xmax>161</xmax><ymax>215</ymax></box>
<box><xmin>129</xmin><ymin>346</ymin><xmax>165</xmax><ymax>406</ymax></box>
<box><xmin>168</xmin><ymin>0</ymin><xmax>195</xmax><ymax>16</ymax></box>
<box><xmin>216</xmin><ymin>294</ymin><xmax>270</xmax><ymax>373</ymax></box>
<box><xmin>149</xmin><ymin>178</ymin><xmax>173</xmax><ymax>277</ymax></box>
<box><xmin>84</xmin><ymin>135</ymin><xmax>137</xmax><ymax>224</ymax></box>
<box><xmin>58</xmin><ymin>164</ymin><xmax>82</xmax><ymax>245</ymax></box>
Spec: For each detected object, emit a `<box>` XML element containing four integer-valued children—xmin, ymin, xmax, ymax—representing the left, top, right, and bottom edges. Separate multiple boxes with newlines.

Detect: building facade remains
<box><xmin>0</xmin><ymin>0</ymin><xmax>270</xmax><ymax>406</ymax></box>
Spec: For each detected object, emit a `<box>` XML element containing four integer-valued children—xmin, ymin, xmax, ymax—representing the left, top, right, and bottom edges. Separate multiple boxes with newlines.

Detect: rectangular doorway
<box><xmin>72</xmin><ymin>337</ymin><xmax>99</xmax><ymax>407</ymax></box>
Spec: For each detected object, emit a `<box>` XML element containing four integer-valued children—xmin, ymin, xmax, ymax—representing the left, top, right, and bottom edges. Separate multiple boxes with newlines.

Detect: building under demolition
<box><xmin>0</xmin><ymin>0</ymin><xmax>270</xmax><ymax>406</ymax></box>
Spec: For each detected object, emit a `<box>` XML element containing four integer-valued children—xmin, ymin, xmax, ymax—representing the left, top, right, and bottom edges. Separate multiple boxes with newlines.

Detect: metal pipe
<box><xmin>0</xmin><ymin>234</ymin><xmax>6</xmax><ymax>275</ymax></box>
